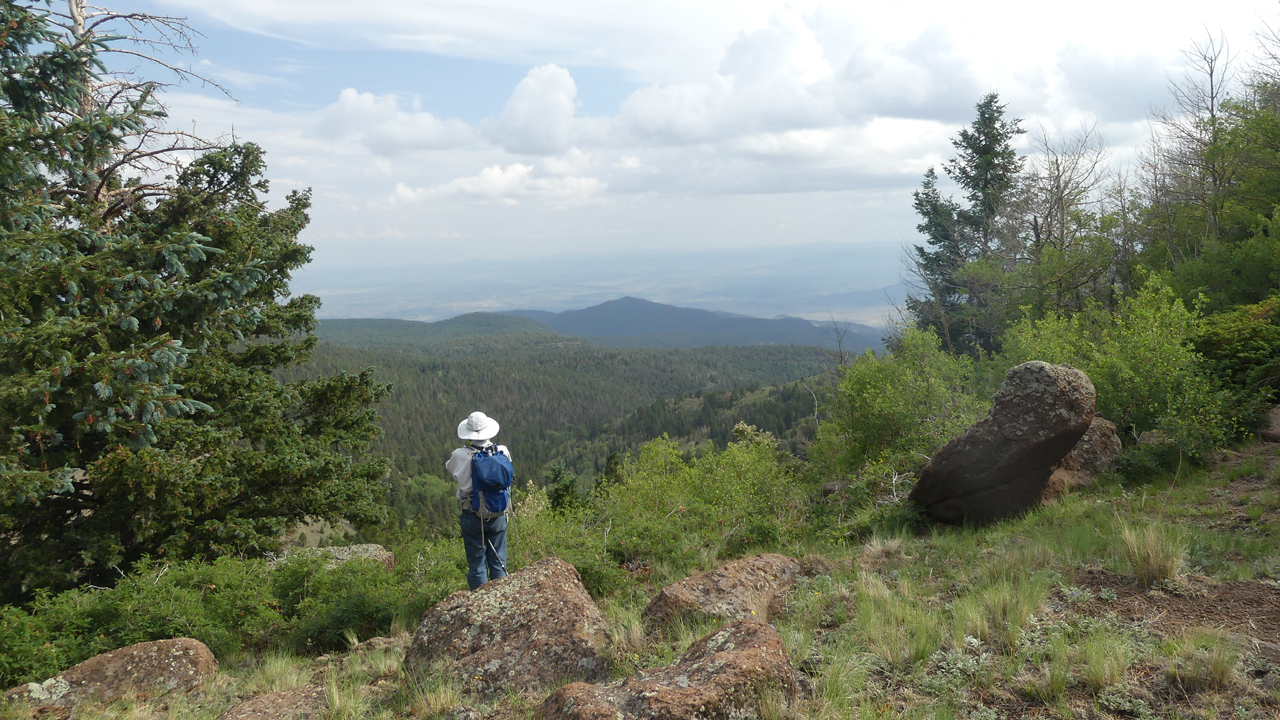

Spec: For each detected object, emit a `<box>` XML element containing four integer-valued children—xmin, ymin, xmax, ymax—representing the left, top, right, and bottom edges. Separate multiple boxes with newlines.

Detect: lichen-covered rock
<box><xmin>539</xmin><ymin>620</ymin><xmax>795</xmax><ymax>720</ymax></box>
<box><xmin>1044</xmin><ymin>416</ymin><xmax>1122</xmax><ymax>497</ymax></box>
<box><xmin>909</xmin><ymin>361</ymin><xmax>1095</xmax><ymax>525</ymax></box>
<box><xmin>216</xmin><ymin>685</ymin><xmax>327</xmax><ymax>720</ymax></box>
<box><xmin>268</xmin><ymin>543</ymin><xmax>394</xmax><ymax>570</ymax></box>
<box><xmin>404</xmin><ymin>557</ymin><xmax>609</xmax><ymax>698</ymax></box>
<box><xmin>643</xmin><ymin>554</ymin><xmax>801</xmax><ymax>625</ymax></box>
<box><xmin>4</xmin><ymin>638</ymin><xmax>217</xmax><ymax>709</ymax></box>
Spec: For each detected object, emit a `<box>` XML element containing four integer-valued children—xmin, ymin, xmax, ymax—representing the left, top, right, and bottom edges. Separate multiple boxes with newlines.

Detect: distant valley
<box><xmin>293</xmin><ymin>240</ymin><xmax>909</xmax><ymax>326</ymax></box>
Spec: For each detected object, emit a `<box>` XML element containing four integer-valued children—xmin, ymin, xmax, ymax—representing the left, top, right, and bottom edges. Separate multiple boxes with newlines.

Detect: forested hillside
<box><xmin>549</xmin><ymin>377</ymin><xmax>831</xmax><ymax>478</ymax></box>
<box><xmin>316</xmin><ymin>314</ymin><xmax>553</xmax><ymax>349</ymax></box>
<box><xmin>501</xmin><ymin>296</ymin><xmax>882</xmax><ymax>350</ymax></box>
<box><xmin>285</xmin><ymin>336</ymin><xmax>831</xmax><ymax>480</ymax></box>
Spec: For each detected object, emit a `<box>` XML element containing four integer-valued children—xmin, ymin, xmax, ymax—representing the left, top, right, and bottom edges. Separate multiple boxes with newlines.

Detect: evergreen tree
<box><xmin>907</xmin><ymin>93</ymin><xmax>1024</xmax><ymax>354</ymax></box>
<box><xmin>0</xmin><ymin>1</ymin><xmax>388</xmax><ymax>601</ymax></box>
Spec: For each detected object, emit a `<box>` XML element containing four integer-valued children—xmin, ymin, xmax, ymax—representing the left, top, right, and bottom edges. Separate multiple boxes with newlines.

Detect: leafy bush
<box><xmin>508</xmin><ymin>486</ymin><xmax>631</xmax><ymax>598</ymax></box>
<box><xmin>999</xmin><ymin>279</ymin><xmax>1235</xmax><ymax>458</ymax></box>
<box><xmin>598</xmin><ymin>427</ymin><xmax>806</xmax><ymax>576</ymax></box>
<box><xmin>1194</xmin><ymin>296</ymin><xmax>1280</xmax><ymax>429</ymax></box>
<box><xmin>0</xmin><ymin>542</ymin><xmax>470</xmax><ymax>686</ymax></box>
<box><xmin>281</xmin><ymin>559</ymin><xmax>414</xmax><ymax>651</ymax></box>
<box><xmin>810</xmin><ymin>327</ymin><xmax>987</xmax><ymax>476</ymax></box>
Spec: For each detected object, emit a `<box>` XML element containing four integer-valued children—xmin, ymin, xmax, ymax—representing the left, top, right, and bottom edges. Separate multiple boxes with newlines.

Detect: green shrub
<box><xmin>999</xmin><ymin>278</ymin><xmax>1235</xmax><ymax>458</ymax></box>
<box><xmin>281</xmin><ymin>559</ymin><xmax>413</xmax><ymax>651</ymax></box>
<box><xmin>599</xmin><ymin>427</ymin><xmax>806</xmax><ymax>577</ymax></box>
<box><xmin>1194</xmin><ymin>296</ymin><xmax>1280</xmax><ymax>429</ymax></box>
<box><xmin>509</xmin><ymin>486</ymin><xmax>631</xmax><ymax>598</ymax></box>
<box><xmin>811</xmin><ymin>328</ymin><xmax>987</xmax><ymax>476</ymax></box>
<box><xmin>0</xmin><ymin>605</ymin><xmax>64</xmax><ymax>686</ymax></box>
<box><xmin>0</xmin><ymin>543</ymin><xmax>469</xmax><ymax>686</ymax></box>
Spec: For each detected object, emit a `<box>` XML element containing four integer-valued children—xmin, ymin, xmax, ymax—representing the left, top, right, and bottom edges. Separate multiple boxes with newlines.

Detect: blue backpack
<box><xmin>471</xmin><ymin>447</ymin><xmax>514</xmax><ymax>519</ymax></box>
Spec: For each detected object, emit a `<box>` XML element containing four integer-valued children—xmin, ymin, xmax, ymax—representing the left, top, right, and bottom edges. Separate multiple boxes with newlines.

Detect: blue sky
<box><xmin>95</xmin><ymin>0</ymin><xmax>1280</xmax><ymax>320</ymax></box>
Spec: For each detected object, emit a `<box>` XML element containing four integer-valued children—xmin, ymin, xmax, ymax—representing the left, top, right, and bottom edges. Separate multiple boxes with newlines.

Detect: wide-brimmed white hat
<box><xmin>457</xmin><ymin>411</ymin><xmax>500</xmax><ymax>440</ymax></box>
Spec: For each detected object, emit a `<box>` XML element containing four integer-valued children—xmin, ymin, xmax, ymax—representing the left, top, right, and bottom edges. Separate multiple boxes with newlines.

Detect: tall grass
<box><xmin>1118</xmin><ymin>521</ymin><xmax>1186</xmax><ymax>587</ymax></box>
<box><xmin>1164</xmin><ymin>629</ymin><xmax>1239</xmax><ymax>692</ymax></box>
<box><xmin>952</xmin><ymin>573</ymin><xmax>1050</xmax><ymax>650</ymax></box>
<box><xmin>853</xmin><ymin>573</ymin><xmax>946</xmax><ymax>669</ymax></box>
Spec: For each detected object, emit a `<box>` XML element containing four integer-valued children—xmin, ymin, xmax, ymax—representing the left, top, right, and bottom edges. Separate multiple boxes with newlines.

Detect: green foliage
<box><xmin>0</xmin><ymin>540</ymin><xmax>467</xmax><ymax>687</ymax></box>
<box><xmin>811</xmin><ymin>327</ymin><xmax>987</xmax><ymax>476</ymax></box>
<box><xmin>908</xmin><ymin>92</ymin><xmax>1025</xmax><ymax>354</ymax></box>
<box><xmin>543</xmin><ymin>463</ymin><xmax>584</xmax><ymax>512</ymax></box>
<box><xmin>1194</xmin><ymin>296</ymin><xmax>1280</xmax><ymax>427</ymax></box>
<box><xmin>287</xmin><ymin>338</ymin><xmax>828</xmax><ymax>484</ymax></box>
<box><xmin>999</xmin><ymin>279</ymin><xmax>1235</xmax><ymax>457</ymax></box>
<box><xmin>0</xmin><ymin>4</ymin><xmax>390</xmax><ymax>601</ymax></box>
<box><xmin>507</xmin><ymin>486</ymin><xmax>629</xmax><ymax>597</ymax></box>
<box><xmin>599</xmin><ymin>428</ymin><xmax>805</xmax><ymax>575</ymax></box>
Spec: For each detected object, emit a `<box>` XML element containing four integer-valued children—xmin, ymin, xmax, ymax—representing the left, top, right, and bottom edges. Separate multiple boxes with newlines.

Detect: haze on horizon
<box><xmin>115</xmin><ymin>0</ymin><xmax>1280</xmax><ymax>321</ymax></box>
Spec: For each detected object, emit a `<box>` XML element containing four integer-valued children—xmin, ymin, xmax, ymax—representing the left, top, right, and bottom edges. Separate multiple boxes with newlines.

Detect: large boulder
<box><xmin>643</xmin><ymin>554</ymin><xmax>801</xmax><ymax>625</ymax></box>
<box><xmin>404</xmin><ymin>557</ymin><xmax>609</xmax><ymax>698</ymax></box>
<box><xmin>4</xmin><ymin>638</ymin><xmax>217</xmax><ymax>709</ymax></box>
<box><xmin>909</xmin><ymin>361</ymin><xmax>1095</xmax><ymax>524</ymax></box>
<box><xmin>1044</xmin><ymin>416</ymin><xmax>1123</xmax><ymax>496</ymax></box>
<box><xmin>539</xmin><ymin>620</ymin><xmax>795</xmax><ymax>720</ymax></box>
<box><xmin>216</xmin><ymin>685</ymin><xmax>327</xmax><ymax>720</ymax></box>
<box><xmin>268</xmin><ymin>543</ymin><xmax>394</xmax><ymax>571</ymax></box>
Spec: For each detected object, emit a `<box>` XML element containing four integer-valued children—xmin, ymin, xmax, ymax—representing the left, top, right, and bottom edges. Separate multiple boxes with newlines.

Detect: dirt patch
<box><xmin>1073</xmin><ymin>567</ymin><xmax>1280</xmax><ymax>642</ymax></box>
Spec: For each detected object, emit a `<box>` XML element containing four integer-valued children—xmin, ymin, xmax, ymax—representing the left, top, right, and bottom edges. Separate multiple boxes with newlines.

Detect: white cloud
<box><xmin>150</xmin><ymin>0</ymin><xmax>1280</xmax><ymax>277</ymax></box>
<box><xmin>195</xmin><ymin>59</ymin><xmax>282</xmax><ymax>90</ymax></box>
<box><xmin>319</xmin><ymin>88</ymin><xmax>475</xmax><ymax>154</ymax></box>
<box><xmin>392</xmin><ymin>163</ymin><xmax>605</xmax><ymax>205</ymax></box>
<box><xmin>488</xmin><ymin>64</ymin><xmax>578</xmax><ymax>154</ymax></box>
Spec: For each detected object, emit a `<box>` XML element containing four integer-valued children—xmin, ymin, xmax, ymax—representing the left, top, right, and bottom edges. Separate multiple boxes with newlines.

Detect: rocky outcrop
<box><xmin>4</xmin><ymin>638</ymin><xmax>217</xmax><ymax>708</ymax></box>
<box><xmin>404</xmin><ymin>557</ymin><xmax>609</xmax><ymax>698</ymax></box>
<box><xmin>1044</xmin><ymin>416</ymin><xmax>1123</xmax><ymax>496</ymax></box>
<box><xmin>909</xmin><ymin>361</ymin><xmax>1095</xmax><ymax>525</ymax></box>
<box><xmin>539</xmin><ymin>620</ymin><xmax>795</xmax><ymax>720</ymax></box>
<box><xmin>643</xmin><ymin>554</ymin><xmax>801</xmax><ymax>625</ymax></box>
<box><xmin>216</xmin><ymin>685</ymin><xmax>327</xmax><ymax>720</ymax></box>
<box><xmin>268</xmin><ymin>543</ymin><xmax>394</xmax><ymax>571</ymax></box>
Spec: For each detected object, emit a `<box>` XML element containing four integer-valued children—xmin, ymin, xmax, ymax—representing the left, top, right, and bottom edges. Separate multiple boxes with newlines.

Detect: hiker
<box><xmin>446</xmin><ymin>411</ymin><xmax>514</xmax><ymax>590</ymax></box>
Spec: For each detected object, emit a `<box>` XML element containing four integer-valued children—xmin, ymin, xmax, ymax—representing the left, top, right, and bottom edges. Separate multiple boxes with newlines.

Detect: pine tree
<box><xmin>0</xmin><ymin>2</ymin><xmax>389</xmax><ymax>601</ymax></box>
<box><xmin>907</xmin><ymin>93</ymin><xmax>1024</xmax><ymax>354</ymax></box>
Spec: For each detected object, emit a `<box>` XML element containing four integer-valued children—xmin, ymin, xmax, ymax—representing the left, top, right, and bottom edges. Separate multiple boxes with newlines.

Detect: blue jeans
<box><xmin>460</xmin><ymin>509</ymin><xmax>508</xmax><ymax>590</ymax></box>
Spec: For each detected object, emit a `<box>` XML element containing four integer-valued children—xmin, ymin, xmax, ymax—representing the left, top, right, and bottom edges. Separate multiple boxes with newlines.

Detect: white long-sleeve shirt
<box><xmin>446</xmin><ymin>442</ymin><xmax>511</xmax><ymax>505</ymax></box>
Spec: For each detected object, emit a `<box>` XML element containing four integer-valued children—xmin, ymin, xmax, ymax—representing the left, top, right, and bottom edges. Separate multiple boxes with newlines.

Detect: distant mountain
<box><xmin>500</xmin><ymin>309</ymin><xmax>558</xmax><ymax>323</ymax></box>
<box><xmin>501</xmin><ymin>297</ymin><xmax>882</xmax><ymax>351</ymax></box>
<box><xmin>315</xmin><ymin>298</ymin><xmax>883</xmax><ymax>352</ymax></box>
<box><xmin>315</xmin><ymin>313</ymin><xmax>554</xmax><ymax>349</ymax></box>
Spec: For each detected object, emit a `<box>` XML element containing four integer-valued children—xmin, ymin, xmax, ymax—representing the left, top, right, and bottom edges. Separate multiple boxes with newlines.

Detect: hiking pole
<box><xmin>488</xmin><ymin>537</ymin><xmax>507</xmax><ymax>574</ymax></box>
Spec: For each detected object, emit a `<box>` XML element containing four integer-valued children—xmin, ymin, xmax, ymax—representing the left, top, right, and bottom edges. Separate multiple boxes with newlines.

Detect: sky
<box><xmin>102</xmin><ymin>0</ymin><xmax>1280</xmax><ymax>321</ymax></box>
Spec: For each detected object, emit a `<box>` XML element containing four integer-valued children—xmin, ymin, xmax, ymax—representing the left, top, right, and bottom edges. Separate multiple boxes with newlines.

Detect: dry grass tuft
<box><xmin>1164</xmin><ymin>628</ymin><xmax>1239</xmax><ymax>692</ymax></box>
<box><xmin>244</xmin><ymin>653</ymin><xmax>314</xmax><ymax>696</ymax></box>
<box><xmin>1119</xmin><ymin>521</ymin><xmax>1186</xmax><ymax>588</ymax></box>
<box><xmin>859</xmin><ymin>536</ymin><xmax>911</xmax><ymax>567</ymax></box>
